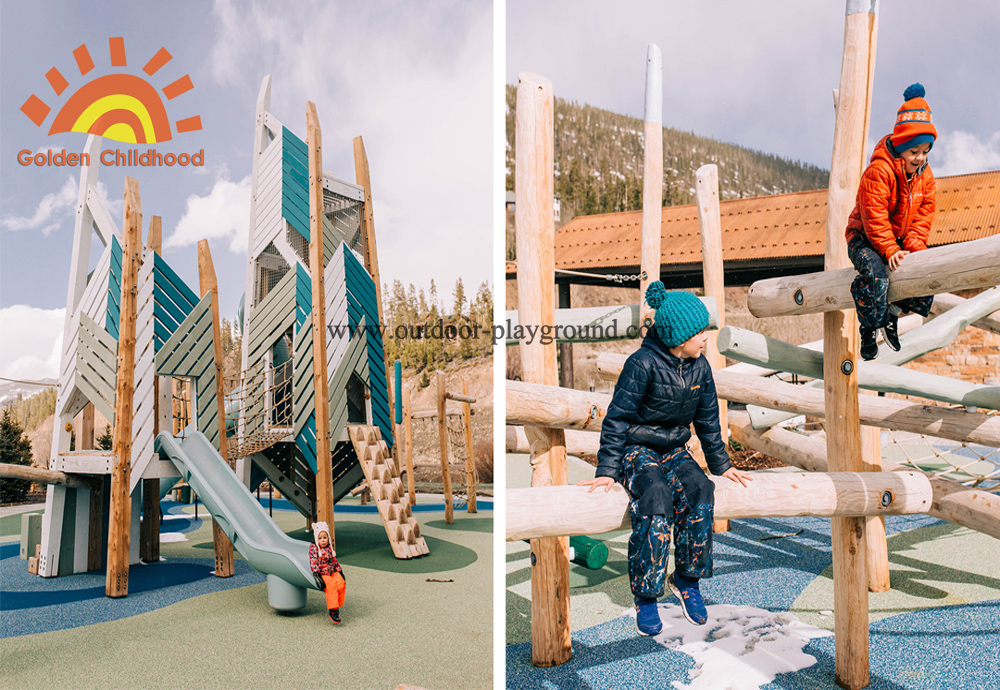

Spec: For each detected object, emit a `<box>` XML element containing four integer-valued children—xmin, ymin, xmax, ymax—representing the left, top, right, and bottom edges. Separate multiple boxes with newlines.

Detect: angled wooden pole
<box><xmin>695</xmin><ymin>163</ymin><xmax>730</xmax><ymax>533</ymax></box>
<box><xmin>141</xmin><ymin>216</ymin><xmax>163</xmax><ymax>566</ymax></box>
<box><xmin>640</xmin><ymin>43</ymin><xmax>663</xmax><ymax>329</ymax></box>
<box><xmin>436</xmin><ymin>371</ymin><xmax>454</xmax><ymax>523</ymax></box>
<box><xmin>309</xmin><ymin>102</ymin><xmax>335</xmax><ymax>538</ymax></box>
<box><xmin>198</xmin><ymin>239</ymin><xmax>235</xmax><ymax>577</ymax></box>
<box><xmin>354</xmin><ymin>136</ymin><xmax>395</xmax><ymax>447</ymax></box>
<box><xmin>462</xmin><ymin>377</ymin><xmax>477</xmax><ymax>513</ymax></box>
<box><xmin>825</xmin><ymin>2</ymin><xmax>878</xmax><ymax>686</ymax></box>
<box><xmin>515</xmin><ymin>70</ymin><xmax>572</xmax><ymax>668</ymax></box>
<box><xmin>106</xmin><ymin>177</ymin><xmax>142</xmax><ymax>598</ymax></box>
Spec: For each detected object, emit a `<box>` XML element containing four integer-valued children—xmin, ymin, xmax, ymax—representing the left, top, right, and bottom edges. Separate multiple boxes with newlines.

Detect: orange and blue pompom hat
<box><xmin>644</xmin><ymin>282</ymin><xmax>709</xmax><ymax>348</ymax></box>
<box><xmin>890</xmin><ymin>83</ymin><xmax>937</xmax><ymax>153</ymax></box>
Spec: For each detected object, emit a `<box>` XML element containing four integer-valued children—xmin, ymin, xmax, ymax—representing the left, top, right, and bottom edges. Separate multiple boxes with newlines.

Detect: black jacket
<box><xmin>596</xmin><ymin>328</ymin><xmax>731</xmax><ymax>480</ymax></box>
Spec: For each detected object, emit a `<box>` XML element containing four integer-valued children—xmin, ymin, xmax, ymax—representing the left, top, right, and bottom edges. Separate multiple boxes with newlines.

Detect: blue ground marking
<box><xmin>507</xmin><ymin>514</ymin><xmax>953</xmax><ymax>689</ymax></box>
<box><xmin>247</xmin><ymin>496</ymin><xmax>494</xmax><ymax>513</ymax></box>
<box><xmin>0</xmin><ymin>554</ymin><xmax>265</xmax><ymax>638</ymax></box>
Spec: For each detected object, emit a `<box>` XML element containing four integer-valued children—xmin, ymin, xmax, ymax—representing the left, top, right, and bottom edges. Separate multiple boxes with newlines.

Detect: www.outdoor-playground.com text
<box><xmin>327</xmin><ymin>320</ymin><xmax>647</xmax><ymax>346</ymax></box>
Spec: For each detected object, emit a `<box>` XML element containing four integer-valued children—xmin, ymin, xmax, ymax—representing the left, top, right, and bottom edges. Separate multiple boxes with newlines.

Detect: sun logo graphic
<box><xmin>20</xmin><ymin>37</ymin><xmax>201</xmax><ymax>144</ymax></box>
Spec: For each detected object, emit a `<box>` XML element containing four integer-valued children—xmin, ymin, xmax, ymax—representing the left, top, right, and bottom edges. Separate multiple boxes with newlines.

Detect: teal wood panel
<box><xmin>105</xmin><ymin>235</ymin><xmax>122</xmax><ymax>338</ymax></box>
<box><xmin>294</xmin><ymin>264</ymin><xmax>312</xmax><ymax>332</ymax></box>
<box><xmin>152</xmin><ymin>252</ymin><xmax>198</xmax><ymax>351</ymax></box>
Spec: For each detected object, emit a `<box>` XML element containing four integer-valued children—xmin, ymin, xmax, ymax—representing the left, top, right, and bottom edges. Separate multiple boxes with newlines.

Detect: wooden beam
<box><xmin>825</xmin><ymin>6</ymin><xmax>878</xmax><ymax>680</ymax></box>
<box><xmin>505</xmin><ymin>470</ymin><xmax>933</xmax><ymax>541</ymax></box>
<box><xmin>507</xmin><ymin>380</ymin><xmax>607</xmax><ymax>431</ymax></box>
<box><xmin>142</xmin><ymin>215</ymin><xmax>163</xmax><ymax>566</ymax></box>
<box><xmin>310</xmin><ymin>103</ymin><xmax>335</xmax><ymax>539</ymax></box>
<box><xmin>930</xmin><ymin>291</ymin><xmax>1000</xmax><ymax>335</ymax></box>
<box><xmin>695</xmin><ymin>162</ymin><xmax>729</xmax><ymax>532</ymax></box>
<box><xmin>729</xmin><ymin>410</ymin><xmax>1000</xmax><ymax>541</ymax></box>
<box><xmin>515</xmin><ymin>70</ymin><xmax>571</xmax><ymax>668</ymax></box>
<box><xmin>506</xmin><ymin>426</ymin><xmax>600</xmax><ymax>457</ymax></box>
<box><xmin>354</xmin><ymin>135</ymin><xmax>394</xmax><ymax>443</ymax></box>
<box><xmin>0</xmin><ymin>463</ymin><xmax>98</xmax><ymax>490</ymax></box>
<box><xmin>106</xmin><ymin>176</ymin><xmax>142</xmax><ymax>598</ymax></box>
<box><xmin>436</xmin><ymin>370</ymin><xmax>454</xmax><ymax>524</ymax></box>
<box><xmin>404</xmin><ymin>385</ymin><xmax>415</xmax><ymax>506</ymax></box>
<box><xmin>462</xmin><ymin>377</ymin><xmax>477</xmax><ymax>513</ymax></box>
<box><xmin>640</xmin><ymin>43</ymin><xmax>663</xmax><ymax>328</ymax></box>
<box><xmin>443</xmin><ymin>391</ymin><xmax>477</xmax><ymax>404</ymax></box>
<box><xmin>198</xmin><ymin>239</ymin><xmax>234</xmax><ymax>577</ymax></box>
<box><xmin>747</xmin><ymin>234</ymin><xmax>1000</xmax><ymax>318</ymax></box>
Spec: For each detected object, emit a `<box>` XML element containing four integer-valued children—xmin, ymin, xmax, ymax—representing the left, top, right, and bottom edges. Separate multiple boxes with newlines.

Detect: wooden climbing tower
<box><xmin>348</xmin><ymin>425</ymin><xmax>429</xmax><ymax>558</ymax></box>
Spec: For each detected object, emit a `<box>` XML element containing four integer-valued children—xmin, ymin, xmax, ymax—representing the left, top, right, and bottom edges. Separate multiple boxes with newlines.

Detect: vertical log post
<box><xmin>404</xmin><ymin>385</ymin><xmax>415</xmax><ymax>505</ymax></box>
<box><xmin>515</xmin><ymin>71</ymin><xmax>572</xmax><ymax>667</ymax></box>
<box><xmin>695</xmin><ymin>164</ymin><xmax>730</xmax><ymax>533</ymax></box>
<box><xmin>436</xmin><ymin>370</ymin><xmax>454</xmax><ymax>523</ymax></box>
<box><xmin>462</xmin><ymin>377</ymin><xmax>477</xmax><ymax>513</ymax></box>
<box><xmin>80</xmin><ymin>402</ymin><xmax>103</xmax><ymax>572</ymax></box>
<box><xmin>825</xmin><ymin>3</ymin><xmax>878</xmax><ymax>687</ymax></box>
<box><xmin>557</xmin><ymin>282</ymin><xmax>573</xmax><ymax>388</ymax></box>
<box><xmin>308</xmin><ymin>102</ymin><xmax>335</xmax><ymax>539</ymax></box>
<box><xmin>106</xmin><ymin>176</ymin><xmax>142</xmax><ymax>598</ymax></box>
<box><xmin>198</xmin><ymin>239</ymin><xmax>235</xmax><ymax>577</ymax></box>
<box><xmin>354</xmin><ymin>136</ymin><xmax>395</xmax><ymax>453</ymax></box>
<box><xmin>639</xmin><ymin>43</ymin><xmax>663</xmax><ymax>330</ymax></box>
<box><xmin>141</xmin><ymin>216</ymin><xmax>163</xmax><ymax>565</ymax></box>
<box><xmin>394</xmin><ymin>360</ymin><xmax>403</xmax><ymax>474</ymax></box>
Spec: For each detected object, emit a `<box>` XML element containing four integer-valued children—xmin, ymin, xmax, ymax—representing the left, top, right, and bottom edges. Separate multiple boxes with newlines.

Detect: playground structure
<box><xmin>27</xmin><ymin>76</ymin><xmax>439</xmax><ymax>610</ymax></box>
<box><xmin>505</xmin><ymin>5</ymin><xmax>1000</xmax><ymax>689</ymax></box>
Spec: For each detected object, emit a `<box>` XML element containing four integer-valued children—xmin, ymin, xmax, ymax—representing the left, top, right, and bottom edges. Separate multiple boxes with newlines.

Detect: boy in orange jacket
<box><xmin>846</xmin><ymin>83</ymin><xmax>936</xmax><ymax>361</ymax></box>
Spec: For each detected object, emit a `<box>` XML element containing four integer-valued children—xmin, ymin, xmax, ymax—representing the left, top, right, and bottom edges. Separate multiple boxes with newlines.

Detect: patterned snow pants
<box><xmin>621</xmin><ymin>445</ymin><xmax>715</xmax><ymax>599</ymax></box>
<box><xmin>848</xmin><ymin>235</ymin><xmax>933</xmax><ymax>332</ymax></box>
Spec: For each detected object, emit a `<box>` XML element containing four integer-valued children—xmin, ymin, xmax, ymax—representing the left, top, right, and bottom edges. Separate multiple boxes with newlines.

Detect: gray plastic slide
<box><xmin>155</xmin><ymin>430</ymin><xmax>319</xmax><ymax>611</ymax></box>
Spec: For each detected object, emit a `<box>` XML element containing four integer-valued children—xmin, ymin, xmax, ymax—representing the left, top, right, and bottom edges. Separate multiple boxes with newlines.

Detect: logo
<box><xmin>20</xmin><ymin>37</ymin><xmax>201</xmax><ymax>144</ymax></box>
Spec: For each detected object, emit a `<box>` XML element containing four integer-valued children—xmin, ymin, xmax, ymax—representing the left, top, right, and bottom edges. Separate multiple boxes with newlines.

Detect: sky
<box><xmin>0</xmin><ymin>0</ymin><xmax>492</xmax><ymax>381</ymax></box>
<box><xmin>507</xmin><ymin>0</ymin><xmax>1000</xmax><ymax>175</ymax></box>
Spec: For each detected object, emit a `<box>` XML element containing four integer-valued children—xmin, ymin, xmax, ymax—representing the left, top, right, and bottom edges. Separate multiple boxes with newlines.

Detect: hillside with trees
<box><xmin>505</xmin><ymin>84</ymin><xmax>829</xmax><ymax>232</ymax></box>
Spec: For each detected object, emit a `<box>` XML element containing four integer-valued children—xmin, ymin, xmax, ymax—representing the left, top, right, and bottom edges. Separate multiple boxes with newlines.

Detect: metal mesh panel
<box><xmin>286</xmin><ymin>223</ymin><xmax>310</xmax><ymax>269</ymax></box>
<box><xmin>254</xmin><ymin>242</ymin><xmax>290</xmax><ymax>306</ymax></box>
<box><xmin>323</xmin><ymin>189</ymin><xmax>366</xmax><ymax>258</ymax></box>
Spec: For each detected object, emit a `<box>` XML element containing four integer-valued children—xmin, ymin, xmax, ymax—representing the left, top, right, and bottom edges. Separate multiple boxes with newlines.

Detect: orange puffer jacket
<box><xmin>844</xmin><ymin>134</ymin><xmax>936</xmax><ymax>260</ymax></box>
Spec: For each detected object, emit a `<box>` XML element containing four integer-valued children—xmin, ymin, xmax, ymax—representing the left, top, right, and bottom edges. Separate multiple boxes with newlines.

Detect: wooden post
<box><xmin>639</xmin><ymin>43</ymin><xmax>663</xmax><ymax>329</ymax></box>
<box><xmin>141</xmin><ymin>216</ymin><xmax>163</xmax><ymax>566</ymax></box>
<box><xmin>557</xmin><ymin>283</ymin><xmax>573</xmax><ymax>388</ymax></box>
<box><xmin>354</xmin><ymin>135</ymin><xmax>394</xmax><ymax>451</ymax></box>
<box><xmin>80</xmin><ymin>404</ymin><xmax>95</xmax><ymax>449</ymax></box>
<box><xmin>436</xmin><ymin>371</ymin><xmax>454</xmax><ymax>523</ymax></box>
<box><xmin>106</xmin><ymin>176</ymin><xmax>141</xmax><ymax>598</ymax></box>
<box><xmin>462</xmin><ymin>377</ymin><xmax>477</xmax><ymax>513</ymax></box>
<box><xmin>825</xmin><ymin>3</ymin><xmax>878</xmax><ymax>687</ymax></box>
<box><xmin>198</xmin><ymin>240</ymin><xmax>235</xmax><ymax>577</ymax></box>
<box><xmin>79</xmin><ymin>402</ymin><xmax>103</xmax><ymax>571</ymax></box>
<box><xmin>309</xmin><ymin>103</ymin><xmax>335</xmax><ymax>539</ymax></box>
<box><xmin>695</xmin><ymin>163</ymin><xmax>729</xmax><ymax>533</ymax></box>
<box><xmin>404</xmin><ymin>385</ymin><xmax>415</xmax><ymax>505</ymax></box>
<box><xmin>515</xmin><ymin>71</ymin><xmax>571</xmax><ymax>667</ymax></box>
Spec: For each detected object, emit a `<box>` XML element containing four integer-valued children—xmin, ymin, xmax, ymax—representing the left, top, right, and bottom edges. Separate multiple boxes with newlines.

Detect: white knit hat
<box><xmin>312</xmin><ymin>522</ymin><xmax>330</xmax><ymax>545</ymax></box>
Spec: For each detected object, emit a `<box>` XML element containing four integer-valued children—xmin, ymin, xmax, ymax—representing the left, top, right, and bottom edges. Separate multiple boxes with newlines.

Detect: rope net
<box><xmin>224</xmin><ymin>359</ymin><xmax>294</xmax><ymax>459</ymax></box>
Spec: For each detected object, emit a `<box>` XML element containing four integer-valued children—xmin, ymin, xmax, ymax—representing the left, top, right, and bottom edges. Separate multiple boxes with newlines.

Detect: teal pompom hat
<box><xmin>644</xmin><ymin>282</ymin><xmax>709</xmax><ymax>347</ymax></box>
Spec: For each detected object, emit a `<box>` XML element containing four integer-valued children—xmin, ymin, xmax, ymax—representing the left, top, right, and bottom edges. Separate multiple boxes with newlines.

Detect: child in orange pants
<box><xmin>309</xmin><ymin>521</ymin><xmax>346</xmax><ymax>623</ymax></box>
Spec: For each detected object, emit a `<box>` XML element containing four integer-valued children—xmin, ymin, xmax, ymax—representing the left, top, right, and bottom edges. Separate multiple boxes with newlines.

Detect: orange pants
<box><xmin>321</xmin><ymin>572</ymin><xmax>346</xmax><ymax>610</ymax></box>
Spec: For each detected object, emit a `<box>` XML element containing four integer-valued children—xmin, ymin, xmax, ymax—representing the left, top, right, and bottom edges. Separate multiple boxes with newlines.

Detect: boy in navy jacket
<box><xmin>580</xmin><ymin>283</ymin><xmax>752</xmax><ymax>634</ymax></box>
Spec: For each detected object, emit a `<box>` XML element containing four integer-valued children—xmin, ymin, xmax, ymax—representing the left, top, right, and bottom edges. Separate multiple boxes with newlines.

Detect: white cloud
<box><xmin>0</xmin><ymin>306</ymin><xmax>65</xmax><ymax>381</ymax></box>
<box><xmin>931</xmin><ymin>130</ymin><xmax>1000</xmax><ymax>177</ymax></box>
<box><xmin>0</xmin><ymin>174</ymin><xmax>124</xmax><ymax>236</ymax></box>
<box><xmin>165</xmin><ymin>170</ymin><xmax>252</xmax><ymax>253</ymax></box>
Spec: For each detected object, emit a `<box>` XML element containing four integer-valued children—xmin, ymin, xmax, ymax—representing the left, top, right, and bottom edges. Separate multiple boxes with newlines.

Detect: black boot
<box><xmin>882</xmin><ymin>315</ymin><xmax>901</xmax><ymax>351</ymax></box>
<box><xmin>860</xmin><ymin>328</ymin><xmax>878</xmax><ymax>361</ymax></box>
<box><xmin>329</xmin><ymin>608</ymin><xmax>341</xmax><ymax>623</ymax></box>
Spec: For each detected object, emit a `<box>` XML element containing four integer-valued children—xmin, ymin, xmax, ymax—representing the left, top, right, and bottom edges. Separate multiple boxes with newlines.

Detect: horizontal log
<box><xmin>746</xmin><ymin>234</ymin><xmax>1000</xmax><ymax>317</ymax></box>
<box><xmin>728</xmin><ymin>410</ymin><xmax>1000</xmax><ymax>540</ymax></box>
<box><xmin>506</xmin><ymin>470</ymin><xmax>933</xmax><ymax>540</ymax></box>
<box><xmin>411</xmin><ymin>408</ymin><xmax>467</xmax><ymax>419</ymax></box>
<box><xmin>931</xmin><ymin>291</ymin><xmax>1000</xmax><ymax>336</ymax></box>
<box><xmin>443</xmin><ymin>391</ymin><xmax>476</xmax><ymax>404</ymax></box>
<box><xmin>506</xmin><ymin>380</ymin><xmax>608</xmax><ymax>431</ymax></box>
<box><xmin>503</xmin><ymin>299</ymin><xmax>718</xmax><ymax>345</ymax></box>
<box><xmin>718</xmin><ymin>325</ymin><xmax>1000</xmax><ymax>410</ymax></box>
<box><xmin>714</xmin><ymin>370</ymin><xmax>1000</xmax><ymax>447</ymax></box>
<box><xmin>506</xmin><ymin>425</ymin><xmax>600</xmax><ymax>456</ymax></box>
<box><xmin>0</xmin><ymin>463</ymin><xmax>100</xmax><ymax>490</ymax></box>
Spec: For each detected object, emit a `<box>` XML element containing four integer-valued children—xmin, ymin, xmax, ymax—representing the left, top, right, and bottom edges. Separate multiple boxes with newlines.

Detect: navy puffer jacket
<box><xmin>596</xmin><ymin>328</ymin><xmax>731</xmax><ymax>480</ymax></box>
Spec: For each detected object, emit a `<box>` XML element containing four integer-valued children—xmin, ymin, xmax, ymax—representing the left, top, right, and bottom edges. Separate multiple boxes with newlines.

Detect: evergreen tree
<box><xmin>1</xmin><ymin>407</ymin><xmax>34</xmax><ymax>503</ymax></box>
<box><xmin>97</xmin><ymin>424</ymin><xmax>113</xmax><ymax>451</ymax></box>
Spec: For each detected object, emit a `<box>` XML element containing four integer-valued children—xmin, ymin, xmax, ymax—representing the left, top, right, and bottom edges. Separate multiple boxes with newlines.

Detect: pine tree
<box><xmin>97</xmin><ymin>424</ymin><xmax>113</xmax><ymax>451</ymax></box>
<box><xmin>0</xmin><ymin>407</ymin><xmax>34</xmax><ymax>503</ymax></box>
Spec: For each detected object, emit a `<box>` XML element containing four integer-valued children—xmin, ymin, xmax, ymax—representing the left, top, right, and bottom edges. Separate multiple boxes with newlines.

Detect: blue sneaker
<box><xmin>669</xmin><ymin>573</ymin><xmax>708</xmax><ymax>625</ymax></box>
<box><xmin>634</xmin><ymin>596</ymin><xmax>662</xmax><ymax>636</ymax></box>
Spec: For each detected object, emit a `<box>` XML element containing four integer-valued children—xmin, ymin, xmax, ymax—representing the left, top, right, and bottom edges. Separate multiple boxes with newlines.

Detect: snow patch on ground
<box><xmin>159</xmin><ymin>532</ymin><xmax>188</xmax><ymax>543</ymax></box>
<box><xmin>623</xmin><ymin>603</ymin><xmax>832</xmax><ymax>690</ymax></box>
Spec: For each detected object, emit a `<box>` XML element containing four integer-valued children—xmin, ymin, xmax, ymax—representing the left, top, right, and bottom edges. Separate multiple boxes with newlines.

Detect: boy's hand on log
<box><xmin>578</xmin><ymin>476</ymin><xmax>617</xmax><ymax>492</ymax></box>
<box><xmin>888</xmin><ymin>250</ymin><xmax>909</xmax><ymax>271</ymax></box>
<box><xmin>721</xmin><ymin>467</ymin><xmax>754</xmax><ymax>487</ymax></box>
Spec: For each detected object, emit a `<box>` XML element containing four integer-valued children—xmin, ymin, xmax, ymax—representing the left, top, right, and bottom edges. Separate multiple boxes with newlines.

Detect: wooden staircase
<box><xmin>348</xmin><ymin>425</ymin><xmax>429</xmax><ymax>559</ymax></box>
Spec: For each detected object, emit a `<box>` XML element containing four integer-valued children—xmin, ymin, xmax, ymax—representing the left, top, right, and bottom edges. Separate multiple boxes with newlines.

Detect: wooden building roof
<box><xmin>505</xmin><ymin>169</ymin><xmax>1000</xmax><ymax>287</ymax></box>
